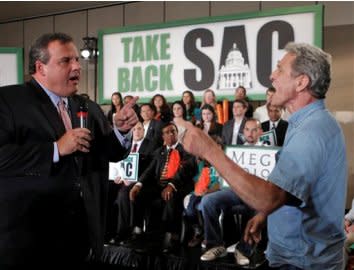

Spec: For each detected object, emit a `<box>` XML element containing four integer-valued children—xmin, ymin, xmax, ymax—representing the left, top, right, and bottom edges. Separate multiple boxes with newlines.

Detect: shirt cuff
<box><xmin>53</xmin><ymin>142</ymin><xmax>59</xmax><ymax>163</ymax></box>
<box><xmin>168</xmin><ymin>182</ymin><xmax>177</xmax><ymax>191</ymax></box>
<box><xmin>113</xmin><ymin>126</ymin><xmax>132</xmax><ymax>149</ymax></box>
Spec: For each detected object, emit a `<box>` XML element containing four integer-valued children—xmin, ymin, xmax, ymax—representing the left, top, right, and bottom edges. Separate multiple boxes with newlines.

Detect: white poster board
<box><xmin>98</xmin><ymin>5</ymin><xmax>322</xmax><ymax>104</ymax></box>
<box><xmin>0</xmin><ymin>48</ymin><xmax>23</xmax><ymax>87</ymax></box>
<box><xmin>109</xmin><ymin>153</ymin><xmax>139</xmax><ymax>181</ymax></box>
<box><xmin>225</xmin><ymin>145</ymin><xmax>280</xmax><ymax>181</ymax></box>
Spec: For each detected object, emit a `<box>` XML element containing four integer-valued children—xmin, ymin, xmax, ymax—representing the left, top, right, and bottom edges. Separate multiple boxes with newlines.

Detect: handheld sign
<box><xmin>225</xmin><ymin>145</ymin><xmax>280</xmax><ymax>181</ymax></box>
<box><xmin>109</xmin><ymin>153</ymin><xmax>139</xmax><ymax>181</ymax></box>
<box><xmin>259</xmin><ymin>129</ymin><xmax>277</xmax><ymax>146</ymax></box>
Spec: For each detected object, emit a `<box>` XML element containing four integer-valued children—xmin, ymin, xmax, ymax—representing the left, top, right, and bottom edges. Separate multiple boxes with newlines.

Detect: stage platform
<box><xmin>89</xmin><ymin>237</ymin><xmax>272</xmax><ymax>270</ymax></box>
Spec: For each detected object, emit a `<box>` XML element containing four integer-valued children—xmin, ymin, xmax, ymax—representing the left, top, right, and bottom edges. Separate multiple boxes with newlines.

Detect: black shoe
<box><xmin>162</xmin><ymin>232</ymin><xmax>179</xmax><ymax>253</ymax></box>
<box><xmin>108</xmin><ymin>235</ymin><xmax>125</xmax><ymax>245</ymax></box>
<box><xmin>188</xmin><ymin>225</ymin><xmax>203</xmax><ymax>247</ymax></box>
<box><xmin>188</xmin><ymin>233</ymin><xmax>203</xmax><ymax>247</ymax></box>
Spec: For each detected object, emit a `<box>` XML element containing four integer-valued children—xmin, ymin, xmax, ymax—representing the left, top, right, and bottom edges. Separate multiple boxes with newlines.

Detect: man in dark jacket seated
<box><xmin>129</xmin><ymin>122</ymin><xmax>197</xmax><ymax>252</ymax></box>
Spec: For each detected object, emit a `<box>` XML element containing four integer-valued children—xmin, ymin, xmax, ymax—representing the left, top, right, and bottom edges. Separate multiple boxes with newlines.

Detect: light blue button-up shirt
<box><xmin>267</xmin><ymin>100</ymin><xmax>347</xmax><ymax>270</ymax></box>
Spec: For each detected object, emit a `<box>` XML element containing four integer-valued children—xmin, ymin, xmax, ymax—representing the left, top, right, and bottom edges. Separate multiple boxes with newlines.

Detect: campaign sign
<box><xmin>225</xmin><ymin>145</ymin><xmax>280</xmax><ymax>180</ymax></box>
<box><xmin>98</xmin><ymin>5</ymin><xmax>322</xmax><ymax>103</ymax></box>
<box><xmin>109</xmin><ymin>153</ymin><xmax>139</xmax><ymax>181</ymax></box>
<box><xmin>259</xmin><ymin>129</ymin><xmax>277</xmax><ymax>146</ymax></box>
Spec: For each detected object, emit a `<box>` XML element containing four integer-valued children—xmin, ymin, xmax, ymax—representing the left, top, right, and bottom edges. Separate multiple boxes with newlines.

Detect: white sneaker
<box><xmin>234</xmin><ymin>248</ymin><xmax>250</xmax><ymax>266</ymax></box>
<box><xmin>200</xmin><ymin>246</ymin><xmax>227</xmax><ymax>261</ymax></box>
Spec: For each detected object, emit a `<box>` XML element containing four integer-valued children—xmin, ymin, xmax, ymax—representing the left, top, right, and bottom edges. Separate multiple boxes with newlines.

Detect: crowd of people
<box><xmin>105</xmin><ymin>85</ymin><xmax>290</xmax><ymax>262</ymax></box>
<box><xmin>0</xmin><ymin>31</ymin><xmax>348</xmax><ymax>270</ymax></box>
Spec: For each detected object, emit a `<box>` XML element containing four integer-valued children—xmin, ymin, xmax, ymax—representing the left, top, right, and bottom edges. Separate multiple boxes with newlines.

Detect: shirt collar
<box><xmin>37</xmin><ymin>81</ymin><xmax>69</xmax><ymax>109</ymax></box>
<box><xmin>133</xmin><ymin>138</ymin><xmax>144</xmax><ymax>145</ymax></box>
<box><xmin>166</xmin><ymin>141</ymin><xmax>179</xmax><ymax>150</ymax></box>
<box><xmin>288</xmin><ymin>100</ymin><xmax>324</xmax><ymax>128</ymax></box>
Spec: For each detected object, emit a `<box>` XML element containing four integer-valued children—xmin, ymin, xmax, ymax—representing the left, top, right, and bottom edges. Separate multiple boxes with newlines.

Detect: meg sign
<box><xmin>225</xmin><ymin>145</ymin><xmax>280</xmax><ymax>180</ymax></box>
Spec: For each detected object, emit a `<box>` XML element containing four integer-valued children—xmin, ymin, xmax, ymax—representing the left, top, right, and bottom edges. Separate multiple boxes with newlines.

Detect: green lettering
<box><xmin>131</xmin><ymin>66</ymin><xmax>144</xmax><ymax>91</ymax></box>
<box><xmin>159</xmin><ymin>64</ymin><xmax>173</xmax><ymax>90</ymax></box>
<box><xmin>118</xmin><ymin>68</ymin><xmax>130</xmax><ymax>92</ymax></box>
<box><xmin>160</xmin><ymin>33</ymin><xmax>170</xmax><ymax>60</ymax></box>
<box><xmin>145</xmin><ymin>65</ymin><xmax>158</xmax><ymax>91</ymax></box>
<box><xmin>121</xmin><ymin>37</ymin><xmax>132</xmax><ymax>63</ymax></box>
<box><xmin>132</xmin><ymin>36</ymin><xmax>144</xmax><ymax>62</ymax></box>
<box><xmin>146</xmin><ymin>35</ymin><xmax>159</xmax><ymax>61</ymax></box>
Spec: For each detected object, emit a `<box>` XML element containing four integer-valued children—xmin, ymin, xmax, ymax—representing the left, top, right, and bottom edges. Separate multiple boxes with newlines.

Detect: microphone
<box><xmin>77</xmin><ymin>102</ymin><xmax>88</xmax><ymax>128</ymax></box>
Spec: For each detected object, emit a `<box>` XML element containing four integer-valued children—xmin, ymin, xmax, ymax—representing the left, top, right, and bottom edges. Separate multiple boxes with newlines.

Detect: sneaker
<box><xmin>200</xmin><ymin>246</ymin><xmax>227</xmax><ymax>261</ymax></box>
<box><xmin>234</xmin><ymin>248</ymin><xmax>250</xmax><ymax>266</ymax></box>
<box><xmin>234</xmin><ymin>242</ymin><xmax>266</xmax><ymax>268</ymax></box>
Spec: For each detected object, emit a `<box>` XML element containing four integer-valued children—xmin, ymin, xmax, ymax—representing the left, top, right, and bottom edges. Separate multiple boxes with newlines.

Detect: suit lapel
<box><xmin>29</xmin><ymin>79</ymin><xmax>66</xmax><ymax>137</ymax></box>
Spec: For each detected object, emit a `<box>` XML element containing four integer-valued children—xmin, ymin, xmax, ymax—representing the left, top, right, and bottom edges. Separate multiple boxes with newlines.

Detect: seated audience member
<box><xmin>181</xmin><ymin>90</ymin><xmax>200</xmax><ymax>124</ymax></box>
<box><xmin>107</xmin><ymin>91</ymin><xmax>124</xmax><ymax>126</ymax></box>
<box><xmin>129</xmin><ymin>122</ymin><xmax>197</xmax><ymax>252</ymax></box>
<box><xmin>261</xmin><ymin>104</ymin><xmax>288</xmax><ymax>146</ymax></box>
<box><xmin>234</xmin><ymin>86</ymin><xmax>253</xmax><ymax>118</ymax></box>
<box><xmin>140</xmin><ymin>103</ymin><xmax>163</xmax><ymax>147</ymax></box>
<box><xmin>199</xmin><ymin>118</ymin><xmax>265</xmax><ymax>261</ymax></box>
<box><xmin>222</xmin><ymin>99</ymin><xmax>248</xmax><ymax>145</ymax></box>
<box><xmin>151</xmin><ymin>94</ymin><xmax>173</xmax><ymax>123</ymax></box>
<box><xmin>109</xmin><ymin>121</ymin><xmax>157</xmax><ymax>245</ymax></box>
<box><xmin>345</xmin><ymin>198</ymin><xmax>354</xmax><ymax>256</ymax></box>
<box><xmin>253</xmin><ymin>87</ymin><xmax>276</xmax><ymax>123</ymax></box>
<box><xmin>172</xmin><ymin>101</ymin><xmax>188</xmax><ymax>142</ymax></box>
<box><xmin>200</xmin><ymin>89</ymin><xmax>217</xmax><ymax>109</ymax></box>
<box><xmin>184</xmin><ymin>135</ymin><xmax>223</xmax><ymax>247</ymax></box>
<box><xmin>124</xmin><ymin>94</ymin><xmax>141</xmax><ymax>120</ymax></box>
<box><xmin>197</xmin><ymin>104</ymin><xmax>223</xmax><ymax>137</ymax></box>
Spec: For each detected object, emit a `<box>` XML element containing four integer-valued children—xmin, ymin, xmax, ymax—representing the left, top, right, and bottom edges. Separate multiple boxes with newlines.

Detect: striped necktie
<box><xmin>58</xmin><ymin>98</ymin><xmax>72</xmax><ymax>131</ymax></box>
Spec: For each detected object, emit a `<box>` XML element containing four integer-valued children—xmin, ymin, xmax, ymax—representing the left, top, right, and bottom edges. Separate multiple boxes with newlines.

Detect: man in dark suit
<box><xmin>108</xmin><ymin>121</ymin><xmax>158</xmax><ymax>244</ymax></box>
<box><xmin>222</xmin><ymin>99</ymin><xmax>248</xmax><ymax>145</ymax></box>
<box><xmin>140</xmin><ymin>103</ymin><xmax>163</xmax><ymax>147</ymax></box>
<box><xmin>129</xmin><ymin>122</ymin><xmax>197</xmax><ymax>252</ymax></box>
<box><xmin>261</xmin><ymin>104</ymin><xmax>288</xmax><ymax>146</ymax></box>
<box><xmin>0</xmin><ymin>33</ymin><xmax>138</xmax><ymax>268</ymax></box>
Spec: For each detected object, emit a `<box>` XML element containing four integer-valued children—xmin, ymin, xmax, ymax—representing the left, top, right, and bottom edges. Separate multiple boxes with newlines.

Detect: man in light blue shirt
<box><xmin>176</xmin><ymin>42</ymin><xmax>347</xmax><ymax>269</ymax></box>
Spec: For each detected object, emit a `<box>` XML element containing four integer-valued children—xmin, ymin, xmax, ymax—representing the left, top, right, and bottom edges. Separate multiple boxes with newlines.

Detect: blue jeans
<box><xmin>271</xmin><ymin>265</ymin><xmax>303</xmax><ymax>270</ymax></box>
<box><xmin>200</xmin><ymin>188</ymin><xmax>244</xmax><ymax>247</ymax></box>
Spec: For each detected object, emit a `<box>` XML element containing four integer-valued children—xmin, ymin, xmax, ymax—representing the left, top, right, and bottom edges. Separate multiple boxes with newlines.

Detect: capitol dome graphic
<box><xmin>217</xmin><ymin>43</ymin><xmax>252</xmax><ymax>90</ymax></box>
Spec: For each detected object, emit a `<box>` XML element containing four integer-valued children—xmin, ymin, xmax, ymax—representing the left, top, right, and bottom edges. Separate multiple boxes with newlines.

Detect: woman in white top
<box><xmin>172</xmin><ymin>100</ymin><xmax>187</xmax><ymax>143</ymax></box>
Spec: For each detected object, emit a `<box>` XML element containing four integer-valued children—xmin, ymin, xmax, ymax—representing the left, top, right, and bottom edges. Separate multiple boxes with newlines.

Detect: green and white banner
<box><xmin>98</xmin><ymin>5</ymin><xmax>322</xmax><ymax>104</ymax></box>
<box><xmin>0</xmin><ymin>48</ymin><xmax>23</xmax><ymax>87</ymax></box>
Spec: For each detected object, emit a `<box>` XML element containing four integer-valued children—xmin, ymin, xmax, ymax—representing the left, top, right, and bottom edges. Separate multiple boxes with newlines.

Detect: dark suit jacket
<box><xmin>145</xmin><ymin>119</ymin><xmax>163</xmax><ymax>147</ymax></box>
<box><xmin>209</xmin><ymin>122</ymin><xmax>223</xmax><ymax>138</ymax></box>
<box><xmin>139</xmin><ymin>143</ymin><xmax>197</xmax><ymax>196</ymax></box>
<box><xmin>0</xmin><ymin>79</ymin><xmax>130</xmax><ymax>265</ymax></box>
<box><xmin>222</xmin><ymin>118</ymin><xmax>247</xmax><ymax>145</ymax></box>
<box><xmin>261</xmin><ymin>119</ymin><xmax>288</xmax><ymax>146</ymax></box>
<box><xmin>136</xmin><ymin>137</ymin><xmax>157</xmax><ymax>176</ymax></box>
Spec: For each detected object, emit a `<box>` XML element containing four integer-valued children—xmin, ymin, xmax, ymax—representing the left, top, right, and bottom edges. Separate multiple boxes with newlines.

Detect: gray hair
<box><xmin>285</xmin><ymin>42</ymin><xmax>332</xmax><ymax>99</ymax></box>
<box><xmin>29</xmin><ymin>33</ymin><xmax>73</xmax><ymax>75</ymax></box>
